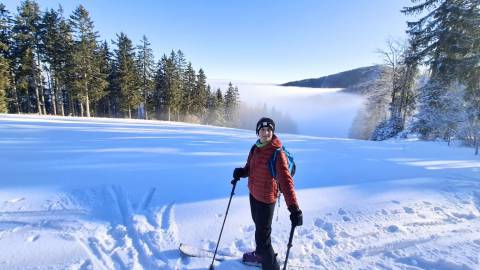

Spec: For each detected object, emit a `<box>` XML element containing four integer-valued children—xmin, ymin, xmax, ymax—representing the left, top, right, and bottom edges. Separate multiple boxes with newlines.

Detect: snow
<box><xmin>0</xmin><ymin>114</ymin><xmax>479</xmax><ymax>270</ymax></box>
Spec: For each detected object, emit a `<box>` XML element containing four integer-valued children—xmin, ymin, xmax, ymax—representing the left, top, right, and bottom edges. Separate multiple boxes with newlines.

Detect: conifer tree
<box><xmin>205</xmin><ymin>87</ymin><xmax>224</xmax><ymax>125</ymax></box>
<box><xmin>69</xmin><ymin>5</ymin><xmax>106</xmax><ymax>117</ymax></box>
<box><xmin>113</xmin><ymin>32</ymin><xmax>141</xmax><ymax>118</ymax></box>
<box><xmin>0</xmin><ymin>4</ymin><xmax>11</xmax><ymax>113</ymax></box>
<box><xmin>153</xmin><ymin>56</ymin><xmax>167</xmax><ymax>119</ymax></box>
<box><xmin>224</xmin><ymin>82</ymin><xmax>239</xmax><ymax>126</ymax></box>
<box><xmin>96</xmin><ymin>41</ymin><xmax>113</xmax><ymax>117</ymax></box>
<box><xmin>180</xmin><ymin>62</ymin><xmax>196</xmax><ymax>117</ymax></box>
<box><xmin>135</xmin><ymin>35</ymin><xmax>155</xmax><ymax>119</ymax></box>
<box><xmin>193</xmin><ymin>68</ymin><xmax>207</xmax><ymax>119</ymax></box>
<box><xmin>11</xmin><ymin>0</ymin><xmax>43</xmax><ymax>114</ymax></box>
<box><xmin>459</xmin><ymin>1</ymin><xmax>480</xmax><ymax>154</ymax></box>
<box><xmin>41</xmin><ymin>6</ymin><xmax>72</xmax><ymax>115</ymax></box>
<box><xmin>161</xmin><ymin>51</ymin><xmax>182</xmax><ymax>121</ymax></box>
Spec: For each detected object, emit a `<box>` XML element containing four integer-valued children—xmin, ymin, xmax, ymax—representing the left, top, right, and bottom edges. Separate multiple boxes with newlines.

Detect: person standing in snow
<box><xmin>232</xmin><ymin>117</ymin><xmax>303</xmax><ymax>270</ymax></box>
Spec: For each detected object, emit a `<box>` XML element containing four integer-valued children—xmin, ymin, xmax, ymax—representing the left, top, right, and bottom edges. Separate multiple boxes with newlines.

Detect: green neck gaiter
<box><xmin>256</xmin><ymin>139</ymin><xmax>270</xmax><ymax>148</ymax></box>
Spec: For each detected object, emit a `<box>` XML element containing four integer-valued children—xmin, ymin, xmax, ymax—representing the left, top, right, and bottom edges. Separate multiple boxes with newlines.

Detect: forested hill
<box><xmin>281</xmin><ymin>65</ymin><xmax>384</xmax><ymax>94</ymax></box>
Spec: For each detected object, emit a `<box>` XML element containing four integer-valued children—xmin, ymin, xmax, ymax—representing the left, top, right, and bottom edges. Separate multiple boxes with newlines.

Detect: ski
<box><xmin>179</xmin><ymin>243</ymin><xmax>323</xmax><ymax>269</ymax></box>
<box><xmin>179</xmin><ymin>243</ymin><xmax>232</xmax><ymax>261</ymax></box>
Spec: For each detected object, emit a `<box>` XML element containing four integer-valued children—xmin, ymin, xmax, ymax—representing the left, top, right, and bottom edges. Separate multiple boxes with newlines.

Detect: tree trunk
<box><xmin>52</xmin><ymin>76</ymin><xmax>57</xmax><ymax>115</ymax></box>
<box><xmin>475</xmin><ymin>132</ymin><xmax>479</xmax><ymax>155</ymax></box>
<box><xmin>69</xmin><ymin>93</ymin><xmax>75</xmax><ymax>116</ymax></box>
<box><xmin>34</xmin><ymin>83</ymin><xmax>41</xmax><ymax>114</ymax></box>
<box><xmin>85</xmin><ymin>93</ymin><xmax>91</xmax><ymax>117</ymax></box>
<box><xmin>47</xmin><ymin>71</ymin><xmax>57</xmax><ymax>115</ymax></box>
<box><xmin>84</xmin><ymin>74</ymin><xmax>90</xmax><ymax>117</ymax></box>
<box><xmin>60</xmin><ymin>86</ymin><xmax>65</xmax><ymax>116</ymax></box>
<box><xmin>80</xmin><ymin>102</ymin><xmax>84</xmax><ymax>117</ymax></box>
<box><xmin>10</xmin><ymin>74</ymin><xmax>20</xmax><ymax>113</ymax></box>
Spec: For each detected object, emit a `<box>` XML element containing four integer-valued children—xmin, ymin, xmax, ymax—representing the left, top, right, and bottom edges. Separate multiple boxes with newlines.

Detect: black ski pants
<box><xmin>250</xmin><ymin>193</ymin><xmax>280</xmax><ymax>270</ymax></box>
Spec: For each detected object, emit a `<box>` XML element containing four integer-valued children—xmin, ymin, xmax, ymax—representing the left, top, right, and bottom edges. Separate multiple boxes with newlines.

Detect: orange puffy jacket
<box><xmin>243</xmin><ymin>134</ymin><xmax>298</xmax><ymax>208</ymax></box>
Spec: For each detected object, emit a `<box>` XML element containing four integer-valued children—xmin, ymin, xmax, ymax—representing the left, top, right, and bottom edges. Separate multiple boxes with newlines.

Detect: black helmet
<box><xmin>256</xmin><ymin>117</ymin><xmax>275</xmax><ymax>134</ymax></box>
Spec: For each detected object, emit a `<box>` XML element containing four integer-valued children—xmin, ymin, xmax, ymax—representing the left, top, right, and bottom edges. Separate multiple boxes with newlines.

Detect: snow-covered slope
<box><xmin>0</xmin><ymin>114</ymin><xmax>479</xmax><ymax>270</ymax></box>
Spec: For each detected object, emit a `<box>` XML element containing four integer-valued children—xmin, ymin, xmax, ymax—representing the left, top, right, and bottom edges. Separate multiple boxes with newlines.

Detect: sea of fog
<box><xmin>208</xmin><ymin>80</ymin><xmax>365</xmax><ymax>138</ymax></box>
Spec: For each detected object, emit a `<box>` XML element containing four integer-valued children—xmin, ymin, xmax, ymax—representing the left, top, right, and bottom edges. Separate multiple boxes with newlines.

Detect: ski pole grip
<box><xmin>230</xmin><ymin>178</ymin><xmax>240</xmax><ymax>185</ymax></box>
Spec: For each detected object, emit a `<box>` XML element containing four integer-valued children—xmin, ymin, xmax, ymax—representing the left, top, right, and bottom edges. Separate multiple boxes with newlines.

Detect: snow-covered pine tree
<box><xmin>458</xmin><ymin>1</ymin><xmax>480</xmax><ymax>154</ymax></box>
<box><xmin>403</xmin><ymin>0</ymin><xmax>479</xmax><ymax>145</ymax></box>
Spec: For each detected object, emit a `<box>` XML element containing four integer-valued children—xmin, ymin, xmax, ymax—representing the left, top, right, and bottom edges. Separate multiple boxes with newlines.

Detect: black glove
<box><xmin>288</xmin><ymin>205</ymin><xmax>303</xmax><ymax>227</ymax></box>
<box><xmin>233</xmin><ymin>167</ymin><xmax>247</xmax><ymax>179</ymax></box>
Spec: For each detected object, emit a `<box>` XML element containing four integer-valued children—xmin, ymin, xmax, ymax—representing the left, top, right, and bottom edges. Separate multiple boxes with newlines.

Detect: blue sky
<box><xmin>4</xmin><ymin>0</ymin><xmax>414</xmax><ymax>83</ymax></box>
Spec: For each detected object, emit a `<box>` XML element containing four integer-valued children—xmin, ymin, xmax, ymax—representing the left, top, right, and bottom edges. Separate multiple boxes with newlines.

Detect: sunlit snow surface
<box><xmin>0</xmin><ymin>114</ymin><xmax>479</xmax><ymax>270</ymax></box>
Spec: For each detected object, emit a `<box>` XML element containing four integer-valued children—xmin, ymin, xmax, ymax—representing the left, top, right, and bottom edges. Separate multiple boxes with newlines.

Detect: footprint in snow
<box><xmin>314</xmin><ymin>218</ymin><xmax>325</xmax><ymax>228</ymax></box>
<box><xmin>337</xmin><ymin>208</ymin><xmax>351</xmax><ymax>221</ymax></box>
<box><xmin>312</xmin><ymin>254</ymin><xmax>323</xmax><ymax>266</ymax></box>
<box><xmin>391</xmin><ymin>200</ymin><xmax>401</xmax><ymax>204</ymax></box>
<box><xmin>206</xmin><ymin>240</ymin><xmax>216</xmax><ymax>250</ymax></box>
<box><xmin>5</xmin><ymin>197</ymin><xmax>25</xmax><ymax>204</ymax></box>
<box><xmin>403</xmin><ymin>207</ymin><xmax>415</xmax><ymax>214</ymax></box>
<box><xmin>27</xmin><ymin>234</ymin><xmax>40</xmax><ymax>242</ymax></box>
<box><xmin>322</xmin><ymin>222</ymin><xmax>336</xmax><ymax>238</ymax></box>
<box><xmin>313</xmin><ymin>241</ymin><xmax>324</xmax><ymax>249</ymax></box>
<box><xmin>241</xmin><ymin>225</ymin><xmax>255</xmax><ymax>233</ymax></box>
<box><xmin>450</xmin><ymin>212</ymin><xmax>477</xmax><ymax>220</ymax></box>
<box><xmin>297</xmin><ymin>227</ymin><xmax>309</xmax><ymax>236</ymax></box>
<box><xmin>325</xmin><ymin>239</ymin><xmax>338</xmax><ymax>247</ymax></box>
<box><xmin>386</xmin><ymin>225</ymin><xmax>401</xmax><ymax>233</ymax></box>
<box><xmin>351</xmin><ymin>250</ymin><xmax>363</xmax><ymax>259</ymax></box>
<box><xmin>235</xmin><ymin>239</ymin><xmax>250</xmax><ymax>252</ymax></box>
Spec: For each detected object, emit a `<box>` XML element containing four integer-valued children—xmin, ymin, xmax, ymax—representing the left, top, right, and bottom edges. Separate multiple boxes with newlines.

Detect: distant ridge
<box><xmin>281</xmin><ymin>65</ymin><xmax>384</xmax><ymax>94</ymax></box>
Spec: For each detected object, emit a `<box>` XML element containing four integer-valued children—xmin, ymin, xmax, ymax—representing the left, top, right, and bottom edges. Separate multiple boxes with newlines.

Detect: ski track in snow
<box><xmin>73</xmin><ymin>186</ymin><xmax>182</xmax><ymax>270</ymax></box>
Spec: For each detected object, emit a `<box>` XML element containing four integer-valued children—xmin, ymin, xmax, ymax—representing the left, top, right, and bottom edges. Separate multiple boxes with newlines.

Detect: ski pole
<box><xmin>282</xmin><ymin>224</ymin><xmax>296</xmax><ymax>270</ymax></box>
<box><xmin>209</xmin><ymin>178</ymin><xmax>239</xmax><ymax>270</ymax></box>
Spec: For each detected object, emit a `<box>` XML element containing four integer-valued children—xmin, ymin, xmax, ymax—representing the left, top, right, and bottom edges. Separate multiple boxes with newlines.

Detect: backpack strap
<box><xmin>270</xmin><ymin>147</ymin><xmax>283</xmax><ymax>222</ymax></box>
<box><xmin>249</xmin><ymin>144</ymin><xmax>256</xmax><ymax>156</ymax></box>
<box><xmin>269</xmin><ymin>147</ymin><xmax>282</xmax><ymax>179</ymax></box>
